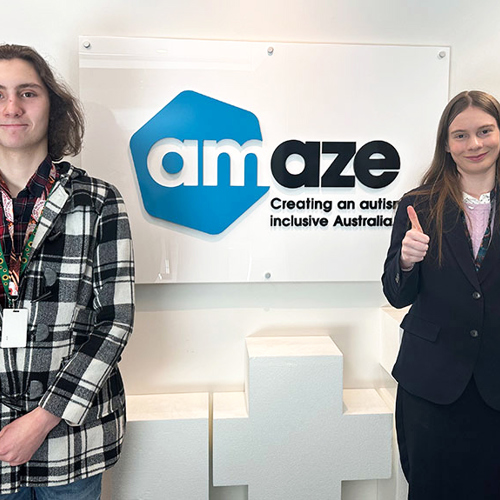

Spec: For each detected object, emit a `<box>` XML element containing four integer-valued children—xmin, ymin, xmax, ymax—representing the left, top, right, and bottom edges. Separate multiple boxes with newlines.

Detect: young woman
<box><xmin>382</xmin><ymin>90</ymin><xmax>500</xmax><ymax>499</ymax></box>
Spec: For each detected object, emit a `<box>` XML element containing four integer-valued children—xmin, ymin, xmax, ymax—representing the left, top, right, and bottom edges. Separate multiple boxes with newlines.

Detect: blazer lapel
<box><xmin>442</xmin><ymin>205</ymin><xmax>480</xmax><ymax>289</ymax></box>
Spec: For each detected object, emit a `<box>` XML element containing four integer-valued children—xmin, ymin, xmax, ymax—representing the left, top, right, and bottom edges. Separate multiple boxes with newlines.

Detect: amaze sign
<box><xmin>80</xmin><ymin>37</ymin><xmax>449</xmax><ymax>282</ymax></box>
<box><xmin>130</xmin><ymin>90</ymin><xmax>401</xmax><ymax>235</ymax></box>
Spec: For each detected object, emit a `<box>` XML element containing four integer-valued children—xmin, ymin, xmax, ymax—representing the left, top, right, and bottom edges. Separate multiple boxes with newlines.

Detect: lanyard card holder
<box><xmin>1</xmin><ymin>308</ymin><xmax>28</xmax><ymax>348</ymax></box>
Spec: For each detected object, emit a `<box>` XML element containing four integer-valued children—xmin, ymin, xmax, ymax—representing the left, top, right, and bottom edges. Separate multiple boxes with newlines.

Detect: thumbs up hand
<box><xmin>400</xmin><ymin>206</ymin><xmax>430</xmax><ymax>270</ymax></box>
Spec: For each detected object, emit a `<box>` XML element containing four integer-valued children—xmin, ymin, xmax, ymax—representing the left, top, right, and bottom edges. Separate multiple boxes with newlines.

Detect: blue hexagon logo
<box><xmin>130</xmin><ymin>91</ymin><xmax>269</xmax><ymax>235</ymax></box>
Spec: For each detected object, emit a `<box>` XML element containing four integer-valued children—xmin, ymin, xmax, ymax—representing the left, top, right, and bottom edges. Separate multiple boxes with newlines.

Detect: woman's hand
<box><xmin>400</xmin><ymin>205</ymin><xmax>430</xmax><ymax>270</ymax></box>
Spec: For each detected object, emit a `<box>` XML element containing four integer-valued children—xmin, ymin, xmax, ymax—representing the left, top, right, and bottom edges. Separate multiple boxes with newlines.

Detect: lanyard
<box><xmin>0</xmin><ymin>226</ymin><xmax>38</xmax><ymax>305</ymax></box>
<box><xmin>0</xmin><ymin>165</ymin><xmax>57</xmax><ymax>306</ymax></box>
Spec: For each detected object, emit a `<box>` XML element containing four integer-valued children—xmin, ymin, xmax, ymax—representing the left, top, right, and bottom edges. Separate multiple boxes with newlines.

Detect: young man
<box><xmin>0</xmin><ymin>44</ymin><xmax>134</xmax><ymax>498</ymax></box>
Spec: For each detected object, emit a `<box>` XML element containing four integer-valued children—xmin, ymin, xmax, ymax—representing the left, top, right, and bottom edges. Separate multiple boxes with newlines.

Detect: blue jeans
<box><xmin>0</xmin><ymin>474</ymin><xmax>102</xmax><ymax>500</ymax></box>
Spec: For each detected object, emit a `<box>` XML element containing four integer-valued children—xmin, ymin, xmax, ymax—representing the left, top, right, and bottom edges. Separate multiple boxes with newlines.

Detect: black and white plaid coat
<box><xmin>0</xmin><ymin>162</ymin><xmax>135</xmax><ymax>493</ymax></box>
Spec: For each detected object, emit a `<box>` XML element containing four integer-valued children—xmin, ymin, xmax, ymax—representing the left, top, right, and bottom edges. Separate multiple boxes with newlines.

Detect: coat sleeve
<box><xmin>38</xmin><ymin>185</ymin><xmax>135</xmax><ymax>426</ymax></box>
<box><xmin>381</xmin><ymin>194</ymin><xmax>421</xmax><ymax>308</ymax></box>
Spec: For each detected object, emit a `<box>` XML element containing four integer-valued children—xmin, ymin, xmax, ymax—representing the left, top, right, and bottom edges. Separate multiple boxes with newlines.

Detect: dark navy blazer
<box><xmin>382</xmin><ymin>192</ymin><xmax>500</xmax><ymax>410</ymax></box>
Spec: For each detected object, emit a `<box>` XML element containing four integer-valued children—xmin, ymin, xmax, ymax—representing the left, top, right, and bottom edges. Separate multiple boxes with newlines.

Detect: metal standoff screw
<box><xmin>438</xmin><ymin>50</ymin><xmax>446</xmax><ymax>59</ymax></box>
<box><xmin>267</xmin><ymin>47</ymin><xmax>274</xmax><ymax>56</ymax></box>
<box><xmin>83</xmin><ymin>40</ymin><xmax>92</xmax><ymax>49</ymax></box>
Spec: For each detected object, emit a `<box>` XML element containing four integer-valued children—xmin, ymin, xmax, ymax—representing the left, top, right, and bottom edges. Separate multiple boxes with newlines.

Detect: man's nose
<box><xmin>2</xmin><ymin>96</ymin><xmax>23</xmax><ymax>117</ymax></box>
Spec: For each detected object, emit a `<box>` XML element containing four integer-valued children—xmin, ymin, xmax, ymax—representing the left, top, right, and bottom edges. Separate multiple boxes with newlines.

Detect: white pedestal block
<box><xmin>104</xmin><ymin>393</ymin><xmax>209</xmax><ymax>500</ymax></box>
<box><xmin>213</xmin><ymin>336</ymin><xmax>393</xmax><ymax>500</ymax></box>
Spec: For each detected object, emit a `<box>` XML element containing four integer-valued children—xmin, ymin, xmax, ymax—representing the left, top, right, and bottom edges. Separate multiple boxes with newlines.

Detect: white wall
<box><xmin>2</xmin><ymin>1</ymin><xmax>499</xmax><ymax>498</ymax></box>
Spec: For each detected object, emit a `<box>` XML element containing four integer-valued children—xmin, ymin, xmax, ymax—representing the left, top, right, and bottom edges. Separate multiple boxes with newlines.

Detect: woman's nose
<box><xmin>468</xmin><ymin>135</ymin><xmax>482</xmax><ymax>150</ymax></box>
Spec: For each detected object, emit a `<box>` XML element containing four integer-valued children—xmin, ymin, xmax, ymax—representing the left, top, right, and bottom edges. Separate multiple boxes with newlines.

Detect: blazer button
<box><xmin>472</xmin><ymin>291</ymin><xmax>481</xmax><ymax>300</ymax></box>
<box><xmin>470</xmin><ymin>330</ymin><xmax>479</xmax><ymax>338</ymax></box>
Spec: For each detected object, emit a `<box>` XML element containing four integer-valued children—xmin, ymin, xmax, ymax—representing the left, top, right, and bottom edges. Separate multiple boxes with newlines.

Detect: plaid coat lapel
<box><xmin>29</xmin><ymin>170</ymin><xmax>71</xmax><ymax>262</ymax></box>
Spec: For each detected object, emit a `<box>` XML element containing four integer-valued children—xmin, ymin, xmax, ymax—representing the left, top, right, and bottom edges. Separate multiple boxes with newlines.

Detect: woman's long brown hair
<box><xmin>412</xmin><ymin>90</ymin><xmax>500</xmax><ymax>263</ymax></box>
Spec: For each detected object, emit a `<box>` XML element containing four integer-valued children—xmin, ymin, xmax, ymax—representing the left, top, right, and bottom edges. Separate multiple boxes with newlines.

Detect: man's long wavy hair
<box><xmin>412</xmin><ymin>90</ymin><xmax>500</xmax><ymax>263</ymax></box>
<box><xmin>0</xmin><ymin>44</ymin><xmax>84</xmax><ymax>160</ymax></box>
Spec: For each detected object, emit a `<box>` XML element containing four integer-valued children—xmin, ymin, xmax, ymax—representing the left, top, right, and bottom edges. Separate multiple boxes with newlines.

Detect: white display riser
<box><xmin>103</xmin><ymin>393</ymin><xmax>209</xmax><ymax>500</ymax></box>
<box><xmin>103</xmin><ymin>333</ymin><xmax>400</xmax><ymax>500</ymax></box>
<box><xmin>213</xmin><ymin>336</ymin><xmax>393</xmax><ymax>500</ymax></box>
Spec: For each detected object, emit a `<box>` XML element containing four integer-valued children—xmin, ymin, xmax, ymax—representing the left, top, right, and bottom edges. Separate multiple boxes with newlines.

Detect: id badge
<box><xmin>1</xmin><ymin>309</ymin><xmax>28</xmax><ymax>348</ymax></box>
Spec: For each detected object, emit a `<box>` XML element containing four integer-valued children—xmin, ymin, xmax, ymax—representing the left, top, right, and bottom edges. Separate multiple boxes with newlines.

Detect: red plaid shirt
<box><xmin>0</xmin><ymin>156</ymin><xmax>58</xmax><ymax>307</ymax></box>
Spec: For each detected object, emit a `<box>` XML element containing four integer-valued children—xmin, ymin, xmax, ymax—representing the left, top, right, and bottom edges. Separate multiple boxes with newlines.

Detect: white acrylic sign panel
<box><xmin>79</xmin><ymin>36</ymin><xmax>449</xmax><ymax>283</ymax></box>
